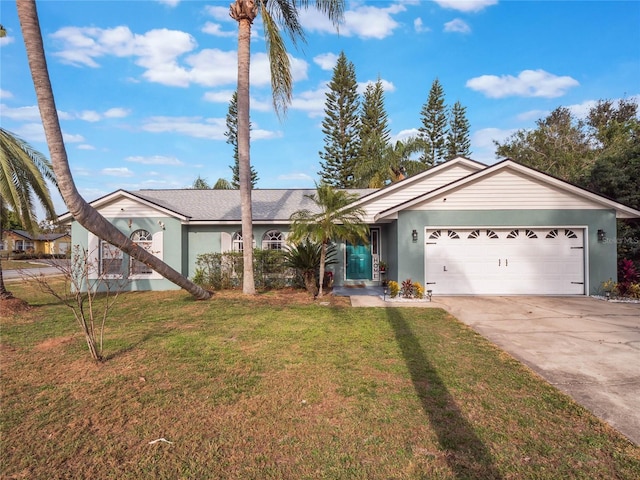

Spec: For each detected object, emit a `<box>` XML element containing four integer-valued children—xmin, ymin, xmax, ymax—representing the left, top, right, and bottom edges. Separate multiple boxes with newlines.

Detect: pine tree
<box><xmin>225</xmin><ymin>91</ymin><xmax>258</xmax><ymax>189</ymax></box>
<box><xmin>446</xmin><ymin>101</ymin><xmax>471</xmax><ymax>159</ymax></box>
<box><xmin>318</xmin><ymin>52</ymin><xmax>361</xmax><ymax>188</ymax></box>
<box><xmin>355</xmin><ymin>79</ymin><xmax>391</xmax><ymax>187</ymax></box>
<box><xmin>419</xmin><ymin>78</ymin><xmax>447</xmax><ymax>166</ymax></box>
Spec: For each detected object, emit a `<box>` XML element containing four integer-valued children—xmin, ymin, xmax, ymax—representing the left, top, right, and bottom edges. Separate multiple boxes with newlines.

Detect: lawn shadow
<box><xmin>386</xmin><ymin>308</ymin><xmax>503</xmax><ymax>479</ymax></box>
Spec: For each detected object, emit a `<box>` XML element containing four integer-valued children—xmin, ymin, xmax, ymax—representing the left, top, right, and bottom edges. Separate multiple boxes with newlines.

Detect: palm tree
<box><xmin>0</xmin><ymin>128</ymin><xmax>57</xmax><ymax>299</ymax></box>
<box><xmin>16</xmin><ymin>0</ymin><xmax>211</xmax><ymax>300</ymax></box>
<box><xmin>289</xmin><ymin>183</ymin><xmax>368</xmax><ymax>297</ymax></box>
<box><xmin>355</xmin><ymin>136</ymin><xmax>427</xmax><ymax>188</ymax></box>
<box><xmin>229</xmin><ymin>0</ymin><xmax>344</xmax><ymax>294</ymax></box>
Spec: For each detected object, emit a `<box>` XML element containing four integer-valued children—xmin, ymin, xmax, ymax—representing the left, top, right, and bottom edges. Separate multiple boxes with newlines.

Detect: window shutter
<box><xmin>221</xmin><ymin>232</ymin><xmax>232</xmax><ymax>252</ymax></box>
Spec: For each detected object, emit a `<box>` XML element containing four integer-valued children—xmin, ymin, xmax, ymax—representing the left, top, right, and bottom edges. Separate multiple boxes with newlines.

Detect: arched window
<box><xmin>232</xmin><ymin>231</ymin><xmax>244</xmax><ymax>252</ymax></box>
<box><xmin>262</xmin><ymin>230</ymin><xmax>285</xmax><ymax>250</ymax></box>
<box><xmin>130</xmin><ymin>229</ymin><xmax>153</xmax><ymax>275</ymax></box>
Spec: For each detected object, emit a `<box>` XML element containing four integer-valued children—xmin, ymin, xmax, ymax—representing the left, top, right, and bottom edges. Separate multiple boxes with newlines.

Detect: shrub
<box><xmin>401</xmin><ymin>278</ymin><xmax>414</xmax><ymax>298</ymax></box>
<box><xmin>388</xmin><ymin>281</ymin><xmax>399</xmax><ymax>298</ymax></box>
<box><xmin>618</xmin><ymin>259</ymin><xmax>639</xmax><ymax>297</ymax></box>
<box><xmin>413</xmin><ymin>281</ymin><xmax>424</xmax><ymax>299</ymax></box>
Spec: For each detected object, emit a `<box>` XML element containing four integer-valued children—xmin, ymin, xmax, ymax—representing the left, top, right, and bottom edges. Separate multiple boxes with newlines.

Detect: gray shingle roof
<box><xmin>131</xmin><ymin>189</ymin><xmax>376</xmax><ymax>222</ymax></box>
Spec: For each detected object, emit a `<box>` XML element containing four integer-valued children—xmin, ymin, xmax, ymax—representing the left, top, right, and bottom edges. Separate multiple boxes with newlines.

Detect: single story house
<box><xmin>59</xmin><ymin>157</ymin><xmax>640</xmax><ymax>295</ymax></box>
<box><xmin>1</xmin><ymin>229</ymin><xmax>71</xmax><ymax>256</ymax></box>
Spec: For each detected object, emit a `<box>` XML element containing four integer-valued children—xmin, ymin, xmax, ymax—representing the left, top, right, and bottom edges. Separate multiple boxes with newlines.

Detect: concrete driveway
<box><xmin>431</xmin><ymin>296</ymin><xmax>640</xmax><ymax>445</ymax></box>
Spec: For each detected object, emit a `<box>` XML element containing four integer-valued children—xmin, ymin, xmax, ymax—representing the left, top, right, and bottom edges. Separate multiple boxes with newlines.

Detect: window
<box><xmin>447</xmin><ymin>230</ymin><xmax>460</xmax><ymax>239</ymax></box>
<box><xmin>262</xmin><ymin>230</ymin><xmax>285</xmax><ymax>250</ymax></box>
<box><xmin>486</xmin><ymin>229</ymin><xmax>499</xmax><ymax>239</ymax></box>
<box><xmin>546</xmin><ymin>229</ymin><xmax>558</xmax><ymax>238</ymax></box>
<box><xmin>565</xmin><ymin>229</ymin><xmax>577</xmax><ymax>239</ymax></box>
<box><xmin>507</xmin><ymin>229</ymin><xmax>519</xmax><ymax>239</ymax></box>
<box><xmin>100</xmin><ymin>240</ymin><xmax>123</xmax><ymax>276</ymax></box>
<box><xmin>467</xmin><ymin>229</ymin><xmax>480</xmax><ymax>239</ymax></box>
<box><xmin>429</xmin><ymin>230</ymin><xmax>441</xmax><ymax>239</ymax></box>
<box><xmin>130</xmin><ymin>229</ymin><xmax>153</xmax><ymax>275</ymax></box>
<box><xmin>232</xmin><ymin>231</ymin><xmax>244</xmax><ymax>252</ymax></box>
<box><xmin>525</xmin><ymin>229</ymin><xmax>538</xmax><ymax>239</ymax></box>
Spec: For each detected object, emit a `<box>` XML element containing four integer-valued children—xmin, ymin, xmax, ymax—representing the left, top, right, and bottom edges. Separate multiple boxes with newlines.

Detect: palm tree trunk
<box><xmin>16</xmin><ymin>0</ymin><xmax>211</xmax><ymax>300</ymax></box>
<box><xmin>233</xmin><ymin>3</ymin><xmax>257</xmax><ymax>295</ymax></box>
<box><xmin>318</xmin><ymin>241</ymin><xmax>327</xmax><ymax>297</ymax></box>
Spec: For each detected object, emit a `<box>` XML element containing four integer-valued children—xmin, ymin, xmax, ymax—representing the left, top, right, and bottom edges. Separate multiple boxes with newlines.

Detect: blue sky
<box><xmin>1</xmin><ymin>0</ymin><xmax>639</xmax><ymax>217</ymax></box>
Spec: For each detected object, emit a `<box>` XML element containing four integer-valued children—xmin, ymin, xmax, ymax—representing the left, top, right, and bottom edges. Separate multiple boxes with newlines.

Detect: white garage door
<box><xmin>425</xmin><ymin>228</ymin><xmax>585</xmax><ymax>295</ymax></box>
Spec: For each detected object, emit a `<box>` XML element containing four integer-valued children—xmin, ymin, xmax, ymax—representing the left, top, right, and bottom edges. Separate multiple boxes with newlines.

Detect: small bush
<box><xmin>401</xmin><ymin>278</ymin><xmax>414</xmax><ymax>298</ymax></box>
<box><xmin>413</xmin><ymin>281</ymin><xmax>424</xmax><ymax>299</ymax></box>
<box><xmin>388</xmin><ymin>281</ymin><xmax>399</xmax><ymax>298</ymax></box>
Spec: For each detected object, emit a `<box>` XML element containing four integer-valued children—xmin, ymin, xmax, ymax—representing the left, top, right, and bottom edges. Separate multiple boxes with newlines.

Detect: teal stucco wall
<box><xmin>393</xmin><ymin>209</ymin><xmax>618</xmax><ymax>295</ymax></box>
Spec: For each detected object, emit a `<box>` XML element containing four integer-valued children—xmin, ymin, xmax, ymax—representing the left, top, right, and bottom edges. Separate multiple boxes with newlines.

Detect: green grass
<box><xmin>1</xmin><ymin>280</ymin><xmax>639</xmax><ymax>479</ymax></box>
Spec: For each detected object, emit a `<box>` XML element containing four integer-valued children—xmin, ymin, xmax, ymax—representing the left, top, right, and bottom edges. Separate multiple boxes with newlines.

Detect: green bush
<box><xmin>193</xmin><ymin>249</ymin><xmax>291</xmax><ymax>291</ymax></box>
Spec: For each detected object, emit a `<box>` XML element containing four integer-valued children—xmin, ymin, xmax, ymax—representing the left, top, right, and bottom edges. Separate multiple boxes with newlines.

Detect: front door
<box><xmin>346</xmin><ymin>243</ymin><xmax>372</xmax><ymax>280</ymax></box>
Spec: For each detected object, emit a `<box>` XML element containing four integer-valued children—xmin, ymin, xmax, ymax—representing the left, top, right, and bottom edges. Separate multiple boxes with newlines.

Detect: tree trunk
<box><xmin>231</xmin><ymin>1</ymin><xmax>257</xmax><ymax>295</ymax></box>
<box><xmin>318</xmin><ymin>241</ymin><xmax>327</xmax><ymax>298</ymax></box>
<box><xmin>16</xmin><ymin>0</ymin><xmax>211</xmax><ymax>300</ymax></box>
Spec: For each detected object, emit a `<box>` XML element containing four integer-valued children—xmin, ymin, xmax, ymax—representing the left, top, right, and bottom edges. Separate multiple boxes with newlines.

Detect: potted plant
<box><xmin>379</xmin><ymin>261</ymin><xmax>387</xmax><ymax>274</ymax></box>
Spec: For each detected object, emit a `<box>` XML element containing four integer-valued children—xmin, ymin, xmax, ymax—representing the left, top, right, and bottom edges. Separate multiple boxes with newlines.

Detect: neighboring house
<box><xmin>58</xmin><ymin>157</ymin><xmax>640</xmax><ymax>295</ymax></box>
<box><xmin>1</xmin><ymin>229</ymin><xmax>71</xmax><ymax>256</ymax></box>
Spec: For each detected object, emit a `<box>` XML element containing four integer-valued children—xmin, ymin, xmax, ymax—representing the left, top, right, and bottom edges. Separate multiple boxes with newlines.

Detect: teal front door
<box><xmin>346</xmin><ymin>243</ymin><xmax>372</xmax><ymax>280</ymax></box>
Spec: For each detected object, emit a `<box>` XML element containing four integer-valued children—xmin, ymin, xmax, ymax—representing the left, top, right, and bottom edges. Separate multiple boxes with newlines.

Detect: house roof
<box><xmin>3</xmin><ymin>229</ymin><xmax>70</xmax><ymax>241</ymax></box>
<box><xmin>59</xmin><ymin>188</ymin><xmax>376</xmax><ymax>224</ymax></box>
<box><xmin>375</xmin><ymin>159</ymin><xmax>640</xmax><ymax>220</ymax></box>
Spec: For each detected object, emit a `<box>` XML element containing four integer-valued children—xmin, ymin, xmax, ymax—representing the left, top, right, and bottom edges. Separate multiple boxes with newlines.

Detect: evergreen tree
<box><xmin>446</xmin><ymin>101</ymin><xmax>471</xmax><ymax>159</ymax></box>
<box><xmin>318</xmin><ymin>52</ymin><xmax>360</xmax><ymax>188</ymax></box>
<box><xmin>355</xmin><ymin>79</ymin><xmax>391</xmax><ymax>187</ymax></box>
<box><xmin>225</xmin><ymin>91</ymin><xmax>258</xmax><ymax>189</ymax></box>
<box><xmin>418</xmin><ymin>78</ymin><xmax>447</xmax><ymax>166</ymax></box>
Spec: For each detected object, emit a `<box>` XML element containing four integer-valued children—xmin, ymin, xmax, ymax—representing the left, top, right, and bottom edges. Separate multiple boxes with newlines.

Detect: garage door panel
<box><xmin>425</xmin><ymin>228</ymin><xmax>585</xmax><ymax>295</ymax></box>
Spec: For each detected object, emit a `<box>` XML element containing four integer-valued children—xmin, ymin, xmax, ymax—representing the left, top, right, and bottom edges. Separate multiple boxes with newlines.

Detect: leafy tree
<box><xmin>225</xmin><ymin>91</ymin><xmax>258</xmax><ymax>189</ymax></box>
<box><xmin>213</xmin><ymin>178</ymin><xmax>233</xmax><ymax>190</ymax></box>
<box><xmin>419</xmin><ymin>78</ymin><xmax>447</xmax><ymax>166</ymax></box>
<box><xmin>229</xmin><ymin>0</ymin><xmax>344</xmax><ymax>294</ymax></box>
<box><xmin>355</xmin><ymin>79</ymin><xmax>391</xmax><ymax>187</ymax></box>
<box><xmin>495</xmin><ymin>107</ymin><xmax>594</xmax><ymax>184</ymax></box>
<box><xmin>191</xmin><ymin>175</ymin><xmax>211</xmax><ymax>189</ymax></box>
<box><xmin>318</xmin><ymin>51</ymin><xmax>360</xmax><ymax>188</ymax></box>
<box><xmin>587</xmin><ymin>98</ymin><xmax>639</xmax><ymax>155</ymax></box>
<box><xmin>289</xmin><ymin>183</ymin><xmax>368</xmax><ymax>297</ymax></box>
<box><xmin>0</xmin><ymin>127</ymin><xmax>57</xmax><ymax>299</ymax></box>
<box><xmin>17</xmin><ymin>0</ymin><xmax>211</xmax><ymax>300</ymax></box>
<box><xmin>446</xmin><ymin>101</ymin><xmax>471</xmax><ymax>159</ymax></box>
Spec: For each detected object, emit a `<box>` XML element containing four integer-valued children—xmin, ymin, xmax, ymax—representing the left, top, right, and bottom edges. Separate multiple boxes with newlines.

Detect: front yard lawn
<box><xmin>1</xmin><ymin>281</ymin><xmax>639</xmax><ymax>479</ymax></box>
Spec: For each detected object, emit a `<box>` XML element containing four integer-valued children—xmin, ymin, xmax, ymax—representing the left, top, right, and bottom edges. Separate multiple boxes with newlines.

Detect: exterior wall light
<box><xmin>597</xmin><ymin>229</ymin><xmax>606</xmax><ymax>242</ymax></box>
<box><xmin>412</xmin><ymin>229</ymin><xmax>418</xmax><ymax>242</ymax></box>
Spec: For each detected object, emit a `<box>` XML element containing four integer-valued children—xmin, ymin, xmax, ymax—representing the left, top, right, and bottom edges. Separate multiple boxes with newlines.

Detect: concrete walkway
<box><xmin>334</xmin><ymin>288</ymin><xmax>640</xmax><ymax>445</ymax></box>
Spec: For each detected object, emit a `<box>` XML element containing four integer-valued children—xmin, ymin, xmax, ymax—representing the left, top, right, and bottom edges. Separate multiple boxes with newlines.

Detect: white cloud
<box><xmin>358</xmin><ymin>79</ymin><xmax>396</xmax><ymax>94</ymax></box>
<box><xmin>142</xmin><ymin>116</ymin><xmax>227</xmax><ymax>140</ymax></box>
<box><xmin>0</xmin><ymin>89</ymin><xmax>13</xmax><ymax>99</ymax></box>
<box><xmin>434</xmin><ymin>0</ymin><xmax>498</xmax><ymax>13</ymax></box>
<box><xmin>414</xmin><ymin>18</ymin><xmax>430</xmax><ymax>33</ymax></box>
<box><xmin>314</xmin><ymin>53</ymin><xmax>339</xmax><ymax>71</ymax></box>
<box><xmin>466</xmin><ymin>69</ymin><xmax>580</xmax><ymax>98</ymax></box>
<box><xmin>0</xmin><ymin>104</ymin><xmax>41</xmax><ymax>121</ymax></box>
<box><xmin>0</xmin><ymin>35</ymin><xmax>14</xmax><ymax>47</ymax></box>
<box><xmin>290</xmin><ymin>85</ymin><xmax>329</xmax><ymax>117</ymax></box>
<box><xmin>204</xmin><ymin>5</ymin><xmax>234</xmax><ymax>21</ymax></box>
<box><xmin>202</xmin><ymin>90</ymin><xmax>236</xmax><ymax>103</ymax></box>
<box><xmin>78</xmin><ymin>110</ymin><xmax>101</xmax><ymax>122</ymax></box>
<box><xmin>471</xmin><ymin>127</ymin><xmax>517</xmax><ymax>163</ymax></box>
<box><xmin>77</xmin><ymin>144</ymin><xmax>96</xmax><ymax>150</ymax></box>
<box><xmin>126</xmin><ymin>155</ymin><xmax>184</xmax><ymax>166</ymax></box>
<box><xmin>300</xmin><ymin>4</ymin><xmax>405</xmax><ymax>39</ymax></box>
<box><xmin>201</xmin><ymin>22</ymin><xmax>236</xmax><ymax>38</ymax></box>
<box><xmin>444</xmin><ymin>19</ymin><xmax>471</xmax><ymax>34</ymax></box>
<box><xmin>63</xmin><ymin>133</ymin><xmax>85</xmax><ymax>143</ymax></box>
<box><xmin>516</xmin><ymin>109</ymin><xmax>550</xmax><ymax>122</ymax></box>
<box><xmin>392</xmin><ymin>128</ymin><xmax>420</xmax><ymax>143</ymax></box>
<box><xmin>101</xmin><ymin>167</ymin><xmax>134</xmax><ymax>177</ymax></box>
<box><xmin>104</xmin><ymin>107</ymin><xmax>131</xmax><ymax>118</ymax></box>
